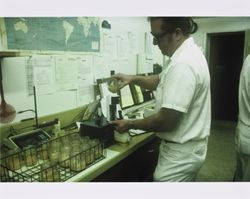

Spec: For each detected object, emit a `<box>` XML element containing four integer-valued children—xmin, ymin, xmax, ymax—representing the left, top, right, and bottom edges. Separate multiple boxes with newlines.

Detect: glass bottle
<box><xmin>39</xmin><ymin>161</ymin><xmax>60</xmax><ymax>182</ymax></box>
<box><xmin>38</xmin><ymin>141</ymin><xmax>49</xmax><ymax>160</ymax></box>
<box><xmin>108</xmin><ymin>70</ymin><xmax>120</xmax><ymax>93</ymax></box>
<box><xmin>82</xmin><ymin>136</ymin><xmax>90</xmax><ymax>143</ymax></box>
<box><xmin>60</xmin><ymin>132</ymin><xmax>70</xmax><ymax>144</ymax></box>
<box><xmin>0</xmin><ymin>152</ymin><xmax>6</xmax><ymax>180</ymax></box>
<box><xmin>82</xmin><ymin>141</ymin><xmax>91</xmax><ymax>165</ymax></box>
<box><xmin>70</xmin><ymin>145</ymin><xmax>86</xmax><ymax>172</ymax></box>
<box><xmin>49</xmin><ymin>140</ymin><xmax>60</xmax><ymax>164</ymax></box>
<box><xmin>52</xmin><ymin>120</ymin><xmax>61</xmax><ymax>138</ymax></box>
<box><xmin>23</xmin><ymin>145</ymin><xmax>37</xmax><ymax>167</ymax></box>
<box><xmin>70</xmin><ymin>132</ymin><xmax>81</xmax><ymax>142</ymax></box>
<box><xmin>59</xmin><ymin>145</ymin><xmax>71</xmax><ymax>168</ymax></box>
<box><xmin>92</xmin><ymin>139</ymin><xmax>102</xmax><ymax>159</ymax></box>
<box><xmin>0</xmin><ymin>164</ymin><xmax>8</xmax><ymax>181</ymax></box>
<box><xmin>88</xmin><ymin>139</ymin><xmax>98</xmax><ymax>161</ymax></box>
<box><xmin>6</xmin><ymin>148</ymin><xmax>22</xmax><ymax>170</ymax></box>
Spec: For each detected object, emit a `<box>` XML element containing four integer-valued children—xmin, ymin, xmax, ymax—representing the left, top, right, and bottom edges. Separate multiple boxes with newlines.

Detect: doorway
<box><xmin>207</xmin><ymin>32</ymin><xmax>245</xmax><ymax>122</ymax></box>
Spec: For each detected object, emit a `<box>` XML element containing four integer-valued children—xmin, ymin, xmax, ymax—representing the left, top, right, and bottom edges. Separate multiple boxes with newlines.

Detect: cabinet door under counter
<box><xmin>92</xmin><ymin>135</ymin><xmax>160</xmax><ymax>182</ymax></box>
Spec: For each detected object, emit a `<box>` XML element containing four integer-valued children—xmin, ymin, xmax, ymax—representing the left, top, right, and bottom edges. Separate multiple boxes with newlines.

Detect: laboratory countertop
<box><xmin>67</xmin><ymin>132</ymin><xmax>156</xmax><ymax>182</ymax></box>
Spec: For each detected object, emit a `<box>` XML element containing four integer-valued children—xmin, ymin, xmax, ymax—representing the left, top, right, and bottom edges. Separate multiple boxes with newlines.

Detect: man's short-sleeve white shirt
<box><xmin>155</xmin><ymin>37</ymin><xmax>211</xmax><ymax>143</ymax></box>
<box><xmin>238</xmin><ymin>54</ymin><xmax>250</xmax><ymax>127</ymax></box>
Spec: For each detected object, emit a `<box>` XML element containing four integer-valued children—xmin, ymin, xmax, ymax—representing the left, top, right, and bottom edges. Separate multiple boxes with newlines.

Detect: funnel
<box><xmin>0</xmin><ymin>59</ymin><xmax>16</xmax><ymax>123</ymax></box>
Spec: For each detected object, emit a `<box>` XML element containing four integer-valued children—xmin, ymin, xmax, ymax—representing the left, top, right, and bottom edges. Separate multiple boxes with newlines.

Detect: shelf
<box><xmin>0</xmin><ymin>51</ymin><xmax>19</xmax><ymax>57</ymax></box>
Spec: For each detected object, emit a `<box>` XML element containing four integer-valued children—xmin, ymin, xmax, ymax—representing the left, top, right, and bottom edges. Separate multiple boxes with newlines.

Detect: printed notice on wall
<box><xmin>145</xmin><ymin>32</ymin><xmax>153</xmax><ymax>60</ymax></box>
<box><xmin>103</xmin><ymin>30</ymin><xmax>116</xmax><ymax>59</ymax></box>
<box><xmin>93</xmin><ymin>55</ymin><xmax>110</xmax><ymax>81</ymax></box>
<box><xmin>116</xmin><ymin>34</ymin><xmax>129</xmax><ymax>60</ymax></box>
<box><xmin>128</xmin><ymin>31</ymin><xmax>138</xmax><ymax>55</ymax></box>
<box><xmin>77</xmin><ymin>55</ymin><xmax>94</xmax><ymax>81</ymax></box>
<box><xmin>77</xmin><ymin>79</ymin><xmax>94</xmax><ymax>106</ymax></box>
<box><xmin>55</xmin><ymin>55</ymin><xmax>78</xmax><ymax>91</ymax></box>
<box><xmin>32</xmin><ymin>55</ymin><xmax>56</xmax><ymax>95</ymax></box>
<box><xmin>76</xmin><ymin>55</ymin><xmax>95</xmax><ymax>106</ymax></box>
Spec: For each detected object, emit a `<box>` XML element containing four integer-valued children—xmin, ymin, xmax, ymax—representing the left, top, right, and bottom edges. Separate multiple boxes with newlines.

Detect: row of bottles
<box><xmin>1</xmin><ymin>128</ymin><xmax>104</xmax><ymax>182</ymax></box>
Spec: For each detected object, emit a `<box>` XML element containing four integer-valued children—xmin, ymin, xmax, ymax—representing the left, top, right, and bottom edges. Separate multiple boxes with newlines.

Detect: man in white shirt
<box><xmin>111</xmin><ymin>17</ymin><xmax>211</xmax><ymax>182</ymax></box>
<box><xmin>234</xmin><ymin>54</ymin><xmax>250</xmax><ymax>181</ymax></box>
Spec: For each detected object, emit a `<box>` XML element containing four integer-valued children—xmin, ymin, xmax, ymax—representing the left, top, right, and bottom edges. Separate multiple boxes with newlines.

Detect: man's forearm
<box><xmin>131</xmin><ymin>75</ymin><xmax>159</xmax><ymax>90</ymax></box>
<box><xmin>129</xmin><ymin>113</ymin><xmax>166</xmax><ymax>132</ymax></box>
<box><xmin>128</xmin><ymin>108</ymin><xmax>182</xmax><ymax>133</ymax></box>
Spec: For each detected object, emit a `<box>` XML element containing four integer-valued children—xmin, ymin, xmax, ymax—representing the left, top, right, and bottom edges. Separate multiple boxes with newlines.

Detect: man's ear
<box><xmin>173</xmin><ymin>28</ymin><xmax>183</xmax><ymax>42</ymax></box>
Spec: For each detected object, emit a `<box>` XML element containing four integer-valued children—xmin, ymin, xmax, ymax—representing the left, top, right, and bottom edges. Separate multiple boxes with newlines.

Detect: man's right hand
<box><xmin>110</xmin><ymin>119</ymin><xmax>133</xmax><ymax>133</ymax></box>
<box><xmin>112</xmin><ymin>73</ymin><xmax>134</xmax><ymax>88</ymax></box>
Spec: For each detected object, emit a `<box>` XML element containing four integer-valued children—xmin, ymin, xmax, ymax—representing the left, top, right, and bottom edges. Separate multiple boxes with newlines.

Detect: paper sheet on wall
<box><xmin>76</xmin><ymin>55</ymin><xmax>94</xmax><ymax>82</ymax></box>
<box><xmin>93</xmin><ymin>55</ymin><xmax>110</xmax><ymax>81</ymax></box>
<box><xmin>128</xmin><ymin>31</ymin><xmax>138</xmax><ymax>55</ymax></box>
<box><xmin>91</xmin><ymin>41</ymin><xmax>99</xmax><ymax>50</ymax></box>
<box><xmin>145</xmin><ymin>32</ymin><xmax>153</xmax><ymax>60</ymax></box>
<box><xmin>76</xmin><ymin>55</ymin><xmax>95</xmax><ymax>106</ymax></box>
<box><xmin>145</xmin><ymin>59</ymin><xmax>154</xmax><ymax>73</ymax></box>
<box><xmin>77</xmin><ymin>78</ymin><xmax>94</xmax><ymax>106</ymax></box>
<box><xmin>103</xmin><ymin>31</ymin><xmax>116</xmax><ymax>59</ymax></box>
<box><xmin>25</xmin><ymin>57</ymin><xmax>34</xmax><ymax>95</ymax></box>
<box><xmin>116</xmin><ymin>34</ymin><xmax>129</xmax><ymax>60</ymax></box>
<box><xmin>137</xmin><ymin>54</ymin><xmax>154</xmax><ymax>74</ymax></box>
<box><xmin>55</xmin><ymin>55</ymin><xmax>78</xmax><ymax>91</ymax></box>
<box><xmin>32</xmin><ymin>55</ymin><xmax>56</xmax><ymax>95</ymax></box>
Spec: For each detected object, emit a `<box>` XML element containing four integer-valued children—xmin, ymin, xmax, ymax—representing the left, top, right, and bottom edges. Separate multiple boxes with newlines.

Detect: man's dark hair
<box><xmin>149</xmin><ymin>17</ymin><xmax>198</xmax><ymax>36</ymax></box>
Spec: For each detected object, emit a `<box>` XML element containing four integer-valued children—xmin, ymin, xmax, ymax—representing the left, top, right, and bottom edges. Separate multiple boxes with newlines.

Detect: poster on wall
<box><xmin>1</xmin><ymin>17</ymin><xmax>101</xmax><ymax>52</ymax></box>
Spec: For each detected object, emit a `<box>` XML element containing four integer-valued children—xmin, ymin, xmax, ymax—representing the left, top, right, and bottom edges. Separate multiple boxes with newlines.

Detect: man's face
<box><xmin>150</xmin><ymin>18</ymin><xmax>176</xmax><ymax>57</ymax></box>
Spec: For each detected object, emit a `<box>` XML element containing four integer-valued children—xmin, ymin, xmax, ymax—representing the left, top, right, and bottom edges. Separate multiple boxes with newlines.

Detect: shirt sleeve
<box><xmin>161</xmin><ymin>63</ymin><xmax>196</xmax><ymax>113</ymax></box>
<box><xmin>244</xmin><ymin>55</ymin><xmax>250</xmax><ymax>93</ymax></box>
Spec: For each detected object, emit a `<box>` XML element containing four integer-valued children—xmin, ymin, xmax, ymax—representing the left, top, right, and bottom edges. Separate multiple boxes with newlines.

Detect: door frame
<box><xmin>205</xmin><ymin>31</ymin><xmax>245</xmax><ymax>121</ymax></box>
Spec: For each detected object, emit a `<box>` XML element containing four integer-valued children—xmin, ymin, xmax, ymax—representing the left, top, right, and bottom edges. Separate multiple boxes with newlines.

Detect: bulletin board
<box><xmin>1</xmin><ymin>55</ymin><xmax>95</xmax><ymax>125</ymax></box>
<box><xmin>0</xmin><ymin>17</ymin><xmax>163</xmax><ymax>126</ymax></box>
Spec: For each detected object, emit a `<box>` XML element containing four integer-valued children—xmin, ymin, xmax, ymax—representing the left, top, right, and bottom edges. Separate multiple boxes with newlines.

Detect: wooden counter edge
<box><xmin>68</xmin><ymin>132</ymin><xmax>156</xmax><ymax>182</ymax></box>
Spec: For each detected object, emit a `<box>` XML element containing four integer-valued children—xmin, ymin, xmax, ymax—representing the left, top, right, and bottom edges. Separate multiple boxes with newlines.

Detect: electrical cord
<box><xmin>17</xmin><ymin>109</ymin><xmax>35</xmax><ymax>114</ymax></box>
<box><xmin>8</xmin><ymin>125</ymin><xmax>36</xmax><ymax>138</ymax></box>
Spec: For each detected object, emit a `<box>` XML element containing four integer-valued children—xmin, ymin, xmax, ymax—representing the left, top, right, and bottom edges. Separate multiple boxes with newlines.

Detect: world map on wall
<box><xmin>4</xmin><ymin>17</ymin><xmax>100</xmax><ymax>52</ymax></box>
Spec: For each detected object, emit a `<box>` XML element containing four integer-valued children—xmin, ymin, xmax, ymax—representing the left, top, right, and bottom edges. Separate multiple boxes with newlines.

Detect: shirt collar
<box><xmin>170</xmin><ymin>37</ymin><xmax>194</xmax><ymax>61</ymax></box>
<box><xmin>161</xmin><ymin>37</ymin><xmax>194</xmax><ymax>76</ymax></box>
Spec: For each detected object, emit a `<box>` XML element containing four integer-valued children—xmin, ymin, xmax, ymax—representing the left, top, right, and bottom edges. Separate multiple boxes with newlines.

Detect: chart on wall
<box><xmin>3</xmin><ymin>17</ymin><xmax>100</xmax><ymax>52</ymax></box>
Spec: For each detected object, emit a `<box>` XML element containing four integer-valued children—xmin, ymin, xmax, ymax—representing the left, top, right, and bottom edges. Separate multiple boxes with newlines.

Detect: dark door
<box><xmin>208</xmin><ymin>32</ymin><xmax>245</xmax><ymax>121</ymax></box>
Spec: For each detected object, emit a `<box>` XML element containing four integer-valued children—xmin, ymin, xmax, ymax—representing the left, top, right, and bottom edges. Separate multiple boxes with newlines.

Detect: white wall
<box><xmin>103</xmin><ymin>17</ymin><xmax>163</xmax><ymax>73</ymax></box>
<box><xmin>0</xmin><ymin>17</ymin><xmax>163</xmax><ymax>126</ymax></box>
<box><xmin>193</xmin><ymin>17</ymin><xmax>250</xmax><ymax>55</ymax></box>
<box><xmin>2</xmin><ymin>17</ymin><xmax>250</xmax><ymax>127</ymax></box>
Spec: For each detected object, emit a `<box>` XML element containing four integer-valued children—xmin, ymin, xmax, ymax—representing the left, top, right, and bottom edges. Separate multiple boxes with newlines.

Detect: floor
<box><xmin>196</xmin><ymin>120</ymin><xmax>237</xmax><ymax>182</ymax></box>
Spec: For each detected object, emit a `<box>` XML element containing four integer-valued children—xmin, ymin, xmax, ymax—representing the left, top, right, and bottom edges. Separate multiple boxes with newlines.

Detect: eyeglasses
<box><xmin>151</xmin><ymin>30</ymin><xmax>173</xmax><ymax>45</ymax></box>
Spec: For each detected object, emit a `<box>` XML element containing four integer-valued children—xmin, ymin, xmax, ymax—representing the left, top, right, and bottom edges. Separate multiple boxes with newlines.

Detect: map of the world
<box><xmin>4</xmin><ymin>17</ymin><xmax>100</xmax><ymax>52</ymax></box>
